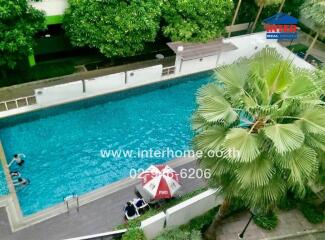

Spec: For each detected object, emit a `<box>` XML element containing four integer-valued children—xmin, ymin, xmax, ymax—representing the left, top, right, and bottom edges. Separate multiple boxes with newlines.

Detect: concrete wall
<box><xmin>140</xmin><ymin>189</ymin><xmax>222</xmax><ymax>239</ymax></box>
<box><xmin>126</xmin><ymin>65</ymin><xmax>163</xmax><ymax>87</ymax></box>
<box><xmin>165</xmin><ymin>189</ymin><xmax>222</xmax><ymax>229</ymax></box>
<box><xmin>35</xmin><ymin>81</ymin><xmax>84</xmax><ymax>105</ymax></box>
<box><xmin>141</xmin><ymin>212</ymin><xmax>166</xmax><ymax>240</ymax></box>
<box><xmin>29</xmin><ymin>0</ymin><xmax>68</xmax><ymax>17</ymax></box>
<box><xmin>218</xmin><ymin>33</ymin><xmax>314</xmax><ymax>70</ymax></box>
<box><xmin>178</xmin><ymin>55</ymin><xmax>219</xmax><ymax>76</ymax></box>
<box><xmin>85</xmin><ymin>72</ymin><xmax>125</xmax><ymax>94</ymax></box>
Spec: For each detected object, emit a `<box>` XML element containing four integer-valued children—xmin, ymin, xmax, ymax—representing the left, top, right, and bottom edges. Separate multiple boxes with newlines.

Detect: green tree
<box><xmin>251</xmin><ymin>0</ymin><xmax>282</xmax><ymax>32</ymax></box>
<box><xmin>192</xmin><ymin>48</ymin><xmax>325</xmax><ymax>240</ymax></box>
<box><xmin>64</xmin><ymin>0</ymin><xmax>161</xmax><ymax>58</ymax></box>
<box><xmin>162</xmin><ymin>0</ymin><xmax>233</xmax><ymax>42</ymax></box>
<box><xmin>0</xmin><ymin>0</ymin><xmax>45</xmax><ymax>75</ymax></box>
<box><xmin>300</xmin><ymin>0</ymin><xmax>325</xmax><ymax>60</ymax></box>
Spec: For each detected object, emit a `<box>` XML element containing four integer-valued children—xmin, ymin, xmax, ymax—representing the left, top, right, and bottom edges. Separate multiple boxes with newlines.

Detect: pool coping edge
<box><xmin>0</xmin><ymin>155</ymin><xmax>197</xmax><ymax>232</ymax></box>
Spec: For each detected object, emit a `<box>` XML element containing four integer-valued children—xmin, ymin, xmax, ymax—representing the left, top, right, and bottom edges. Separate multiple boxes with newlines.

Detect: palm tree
<box><xmin>228</xmin><ymin>0</ymin><xmax>243</xmax><ymax>38</ymax></box>
<box><xmin>251</xmin><ymin>0</ymin><xmax>282</xmax><ymax>33</ymax></box>
<box><xmin>278</xmin><ymin>0</ymin><xmax>286</xmax><ymax>12</ymax></box>
<box><xmin>192</xmin><ymin>48</ymin><xmax>325</xmax><ymax>240</ymax></box>
<box><xmin>300</xmin><ymin>0</ymin><xmax>325</xmax><ymax>60</ymax></box>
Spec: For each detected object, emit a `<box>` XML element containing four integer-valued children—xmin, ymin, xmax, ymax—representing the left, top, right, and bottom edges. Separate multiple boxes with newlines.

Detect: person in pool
<box><xmin>13</xmin><ymin>177</ymin><xmax>29</xmax><ymax>187</ymax></box>
<box><xmin>10</xmin><ymin>171</ymin><xmax>21</xmax><ymax>178</ymax></box>
<box><xmin>8</xmin><ymin>154</ymin><xmax>25</xmax><ymax>168</ymax></box>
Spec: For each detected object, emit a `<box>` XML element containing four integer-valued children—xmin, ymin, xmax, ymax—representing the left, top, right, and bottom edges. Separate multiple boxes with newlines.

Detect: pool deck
<box><xmin>0</xmin><ymin>158</ymin><xmax>206</xmax><ymax>240</ymax></box>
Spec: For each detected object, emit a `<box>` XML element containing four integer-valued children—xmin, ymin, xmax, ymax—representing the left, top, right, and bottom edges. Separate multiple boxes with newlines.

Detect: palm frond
<box><xmin>241</xmin><ymin>176</ymin><xmax>287</xmax><ymax>211</ymax></box>
<box><xmin>276</xmin><ymin>146</ymin><xmax>318</xmax><ymax>194</ymax></box>
<box><xmin>216</xmin><ymin>63</ymin><xmax>249</xmax><ymax>97</ymax></box>
<box><xmin>284</xmin><ymin>70</ymin><xmax>319</xmax><ymax>98</ymax></box>
<box><xmin>224</xmin><ymin>128</ymin><xmax>261</xmax><ymax>162</ymax></box>
<box><xmin>191</xmin><ymin>111</ymin><xmax>207</xmax><ymax>131</ymax></box>
<box><xmin>197</xmin><ymin>84</ymin><xmax>238</xmax><ymax>124</ymax></box>
<box><xmin>193</xmin><ymin>126</ymin><xmax>227</xmax><ymax>152</ymax></box>
<box><xmin>297</xmin><ymin>107</ymin><xmax>325</xmax><ymax>134</ymax></box>
<box><xmin>264</xmin><ymin>123</ymin><xmax>305</xmax><ymax>154</ymax></box>
<box><xmin>305</xmin><ymin>133</ymin><xmax>325</xmax><ymax>152</ymax></box>
<box><xmin>264</xmin><ymin>61</ymin><xmax>292</xmax><ymax>96</ymax></box>
<box><xmin>235</xmin><ymin>154</ymin><xmax>275</xmax><ymax>188</ymax></box>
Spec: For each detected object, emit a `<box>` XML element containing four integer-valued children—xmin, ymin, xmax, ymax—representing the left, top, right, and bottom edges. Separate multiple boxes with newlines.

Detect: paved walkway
<box><xmin>216</xmin><ymin>209</ymin><xmax>325</xmax><ymax>240</ymax></box>
<box><xmin>0</xmin><ymin>161</ymin><xmax>205</xmax><ymax>240</ymax></box>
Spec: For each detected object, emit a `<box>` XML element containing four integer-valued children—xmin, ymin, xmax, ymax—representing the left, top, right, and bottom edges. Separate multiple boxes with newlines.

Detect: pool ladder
<box><xmin>64</xmin><ymin>194</ymin><xmax>80</xmax><ymax>215</ymax></box>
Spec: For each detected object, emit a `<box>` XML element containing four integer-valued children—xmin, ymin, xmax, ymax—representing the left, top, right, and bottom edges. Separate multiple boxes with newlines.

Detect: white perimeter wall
<box><xmin>175</xmin><ymin>32</ymin><xmax>314</xmax><ymax>77</ymax></box>
<box><xmin>85</xmin><ymin>72</ymin><xmax>125</xmax><ymax>94</ymax></box>
<box><xmin>218</xmin><ymin>32</ymin><xmax>314</xmax><ymax>70</ymax></box>
<box><xmin>141</xmin><ymin>212</ymin><xmax>166</xmax><ymax>240</ymax></box>
<box><xmin>35</xmin><ymin>81</ymin><xmax>84</xmax><ymax>105</ymax></box>
<box><xmin>126</xmin><ymin>65</ymin><xmax>163</xmax><ymax>87</ymax></box>
<box><xmin>179</xmin><ymin>55</ymin><xmax>219</xmax><ymax>76</ymax></box>
<box><xmin>165</xmin><ymin>189</ymin><xmax>222</xmax><ymax>229</ymax></box>
<box><xmin>29</xmin><ymin>0</ymin><xmax>68</xmax><ymax>16</ymax></box>
<box><xmin>139</xmin><ymin>189</ymin><xmax>222</xmax><ymax>240</ymax></box>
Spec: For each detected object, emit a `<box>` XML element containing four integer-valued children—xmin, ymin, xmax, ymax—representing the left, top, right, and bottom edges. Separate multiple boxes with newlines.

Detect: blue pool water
<box><xmin>0</xmin><ymin>72</ymin><xmax>213</xmax><ymax>215</ymax></box>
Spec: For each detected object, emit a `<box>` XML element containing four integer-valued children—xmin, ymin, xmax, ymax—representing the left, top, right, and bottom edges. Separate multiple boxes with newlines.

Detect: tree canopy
<box><xmin>64</xmin><ymin>0</ymin><xmax>162</xmax><ymax>58</ymax></box>
<box><xmin>0</xmin><ymin>0</ymin><xmax>45</xmax><ymax>69</ymax></box>
<box><xmin>193</xmin><ymin>48</ymin><xmax>325</xmax><ymax>212</ymax></box>
<box><xmin>162</xmin><ymin>0</ymin><xmax>233</xmax><ymax>42</ymax></box>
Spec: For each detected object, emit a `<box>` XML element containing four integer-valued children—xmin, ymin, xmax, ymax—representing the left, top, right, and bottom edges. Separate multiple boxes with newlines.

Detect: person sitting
<box><xmin>124</xmin><ymin>201</ymin><xmax>139</xmax><ymax>220</ymax></box>
<box><xmin>8</xmin><ymin>154</ymin><xmax>25</xmax><ymax>168</ymax></box>
<box><xmin>133</xmin><ymin>198</ymin><xmax>149</xmax><ymax>213</ymax></box>
<box><xmin>135</xmin><ymin>198</ymin><xmax>144</xmax><ymax>207</ymax></box>
<box><xmin>13</xmin><ymin>177</ymin><xmax>29</xmax><ymax>187</ymax></box>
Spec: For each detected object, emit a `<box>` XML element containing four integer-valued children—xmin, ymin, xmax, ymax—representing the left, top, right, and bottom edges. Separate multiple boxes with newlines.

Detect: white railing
<box><xmin>0</xmin><ymin>95</ymin><xmax>36</xmax><ymax>112</ymax></box>
<box><xmin>64</xmin><ymin>229</ymin><xmax>127</xmax><ymax>240</ymax></box>
<box><xmin>162</xmin><ymin>66</ymin><xmax>176</xmax><ymax>76</ymax></box>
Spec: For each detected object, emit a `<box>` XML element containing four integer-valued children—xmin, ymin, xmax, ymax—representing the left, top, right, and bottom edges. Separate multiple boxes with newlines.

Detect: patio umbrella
<box><xmin>139</xmin><ymin>165</ymin><xmax>181</xmax><ymax>199</ymax></box>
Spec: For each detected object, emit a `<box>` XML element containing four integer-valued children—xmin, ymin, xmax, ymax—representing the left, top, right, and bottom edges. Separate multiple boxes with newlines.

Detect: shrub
<box><xmin>278</xmin><ymin>193</ymin><xmax>297</xmax><ymax>211</ymax></box>
<box><xmin>26</xmin><ymin>61</ymin><xmax>75</xmax><ymax>81</ymax></box>
<box><xmin>180</xmin><ymin>207</ymin><xmax>218</xmax><ymax>233</ymax></box>
<box><xmin>253</xmin><ymin>212</ymin><xmax>278</xmax><ymax>230</ymax></box>
<box><xmin>155</xmin><ymin>229</ymin><xmax>202</xmax><ymax>240</ymax></box>
<box><xmin>298</xmin><ymin>202</ymin><xmax>324</xmax><ymax>224</ymax></box>
<box><xmin>121</xmin><ymin>224</ymin><xmax>146</xmax><ymax>240</ymax></box>
<box><xmin>287</xmin><ymin>44</ymin><xmax>308</xmax><ymax>54</ymax></box>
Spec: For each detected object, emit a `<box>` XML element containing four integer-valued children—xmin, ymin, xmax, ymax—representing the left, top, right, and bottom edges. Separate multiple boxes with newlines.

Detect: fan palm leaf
<box><xmin>224</xmin><ymin>128</ymin><xmax>261</xmax><ymax>162</ymax></box>
<box><xmin>264</xmin><ymin>124</ymin><xmax>305</xmax><ymax>154</ymax></box>
<box><xmin>197</xmin><ymin>84</ymin><xmax>238</xmax><ymax>124</ymax></box>
<box><xmin>235</xmin><ymin>154</ymin><xmax>275</xmax><ymax>188</ymax></box>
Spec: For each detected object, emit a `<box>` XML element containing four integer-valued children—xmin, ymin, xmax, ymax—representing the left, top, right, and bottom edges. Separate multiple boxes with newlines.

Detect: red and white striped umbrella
<box><xmin>139</xmin><ymin>165</ymin><xmax>181</xmax><ymax>199</ymax></box>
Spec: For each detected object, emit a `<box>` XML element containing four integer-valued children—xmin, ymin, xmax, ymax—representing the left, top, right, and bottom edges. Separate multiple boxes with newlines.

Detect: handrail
<box><xmin>64</xmin><ymin>229</ymin><xmax>127</xmax><ymax>240</ymax></box>
<box><xmin>0</xmin><ymin>95</ymin><xmax>36</xmax><ymax>112</ymax></box>
<box><xmin>162</xmin><ymin>66</ymin><xmax>176</xmax><ymax>76</ymax></box>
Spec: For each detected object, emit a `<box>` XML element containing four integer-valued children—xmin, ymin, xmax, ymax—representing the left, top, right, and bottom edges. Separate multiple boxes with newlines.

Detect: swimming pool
<box><xmin>0</xmin><ymin>72</ymin><xmax>213</xmax><ymax>215</ymax></box>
